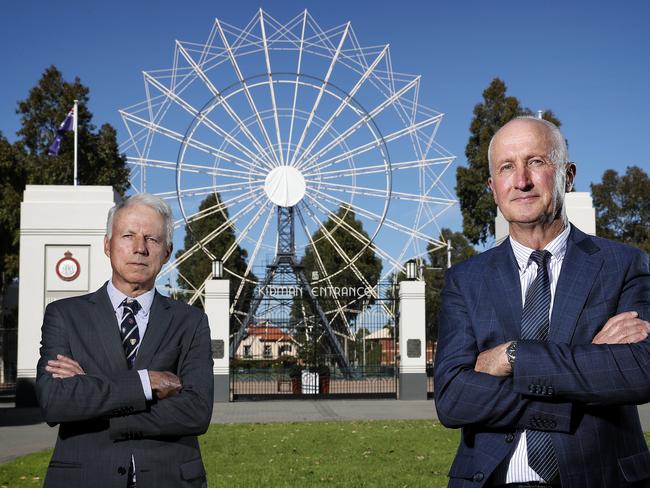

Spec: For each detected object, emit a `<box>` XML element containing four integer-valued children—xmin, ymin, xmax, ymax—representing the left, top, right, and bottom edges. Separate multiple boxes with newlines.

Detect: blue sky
<box><xmin>2</xmin><ymin>0</ymin><xmax>649</xmax><ymax>255</ymax></box>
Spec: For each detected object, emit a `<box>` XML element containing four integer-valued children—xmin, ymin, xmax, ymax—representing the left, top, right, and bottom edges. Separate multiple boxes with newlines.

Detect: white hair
<box><xmin>106</xmin><ymin>193</ymin><xmax>173</xmax><ymax>246</ymax></box>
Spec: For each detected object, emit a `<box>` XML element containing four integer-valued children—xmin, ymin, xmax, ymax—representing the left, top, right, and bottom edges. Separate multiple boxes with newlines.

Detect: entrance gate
<box><xmin>231</xmin><ymin>280</ymin><xmax>398</xmax><ymax>400</ymax></box>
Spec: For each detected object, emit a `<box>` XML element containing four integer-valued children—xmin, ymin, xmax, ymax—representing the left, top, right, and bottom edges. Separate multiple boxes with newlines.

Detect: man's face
<box><xmin>104</xmin><ymin>204</ymin><xmax>171</xmax><ymax>294</ymax></box>
<box><xmin>488</xmin><ymin>119</ymin><xmax>572</xmax><ymax>228</ymax></box>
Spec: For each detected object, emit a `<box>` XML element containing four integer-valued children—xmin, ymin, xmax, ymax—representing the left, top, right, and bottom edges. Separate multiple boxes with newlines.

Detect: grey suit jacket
<box><xmin>36</xmin><ymin>283</ymin><xmax>214</xmax><ymax>488</ymax></box>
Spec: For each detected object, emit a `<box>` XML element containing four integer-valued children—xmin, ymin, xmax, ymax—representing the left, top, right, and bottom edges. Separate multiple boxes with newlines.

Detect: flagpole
<box><xmin>73</xmin><ymin>100</ymin><xmax>78</xmax><ymax>186</ymax></box>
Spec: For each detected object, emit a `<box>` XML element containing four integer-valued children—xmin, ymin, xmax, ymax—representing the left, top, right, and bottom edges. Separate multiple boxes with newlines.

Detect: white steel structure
<box><xmin>119</xmin><ymin>9</ymin><xmax>456</xmax><ymax>326</ymax></box>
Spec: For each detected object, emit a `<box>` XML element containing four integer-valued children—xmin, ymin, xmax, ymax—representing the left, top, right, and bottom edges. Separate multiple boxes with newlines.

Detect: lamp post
<box><xmin>405</xmin><ymin>259</ymin><xmax>418</xmax><ymax>280</ymax></box>
<box><xmin>212</xmin><ymin>259</ymin><xmax>223</xmax><ymax>279</ymax></box>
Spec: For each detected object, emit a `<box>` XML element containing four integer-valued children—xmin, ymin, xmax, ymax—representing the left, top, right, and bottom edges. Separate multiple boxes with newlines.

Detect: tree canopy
<box><xmin>298</xmin><ymin>205</ymin><xmax>382</xmax><ymax>333</ymax></box>
<box><xmin>591</xmin><ymin>165</ymin><xmax>650</xmax><ymax>255</ymax></box>
<box><xmin>0</xmin><ymin>66</ymin><xmax>130</xmax><ymax>286</ymax></box>
<box><xmin>174</xmin><ymin>192</ymin><xmax>255</xmax><ymax>330</ymax></box>
<box><xmin>457</xmin><ymin>78</ymin><xmax>561</xmax><ymax>245</ymax></box>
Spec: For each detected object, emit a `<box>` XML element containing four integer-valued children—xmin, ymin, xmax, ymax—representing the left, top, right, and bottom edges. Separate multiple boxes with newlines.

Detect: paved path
<box><xmin>1</xmin><ymin>401</ymin><xmax>649</xmax><ymax>465</ymax></box>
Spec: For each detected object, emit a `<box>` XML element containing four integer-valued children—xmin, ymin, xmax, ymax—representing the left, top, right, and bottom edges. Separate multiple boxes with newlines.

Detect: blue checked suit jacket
<box><xmin>434</xmin><ymin>225</ymin><xmax>650</xmax><ymax>487</ymax></box>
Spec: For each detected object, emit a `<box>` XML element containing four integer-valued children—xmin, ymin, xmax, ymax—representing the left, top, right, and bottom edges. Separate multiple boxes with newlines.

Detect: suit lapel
<box><xmin>134</xmin><ymin>291</ymin><xmax>173</xmax><ymax>369</ymax></box>
<box><xmin>550</xmin><ymin>225</ymin><xmax>603</xmax><ymax>344</ymax></box>
<box><xmin>486</xmin><ymin>238</ymin><xmax>523</xmax><ymax>341</ymax></box>
<box><xmin>88</xmin><ymin>283</ymin><xmax>129</xmax><ymax>372</ymax></box>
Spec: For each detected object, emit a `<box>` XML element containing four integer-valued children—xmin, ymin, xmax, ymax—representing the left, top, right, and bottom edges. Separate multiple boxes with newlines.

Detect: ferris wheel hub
<box><xmin>264</xmin><ymin>165</ymin><xmax>306</xmax><ymax>207</ymax></box>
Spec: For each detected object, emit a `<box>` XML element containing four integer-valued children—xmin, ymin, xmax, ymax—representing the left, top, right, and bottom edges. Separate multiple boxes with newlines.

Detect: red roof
<box><xmin>247</xmin><ymin>325</ymin><xmax>294</xmax><ymax>342</ymax></box>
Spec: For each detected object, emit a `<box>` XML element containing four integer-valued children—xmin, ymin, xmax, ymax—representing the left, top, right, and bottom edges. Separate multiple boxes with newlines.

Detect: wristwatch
<box><xmin>505</xmin><ymin>341</ymin><xmax>518</xmax><ymax>366</ymax></box>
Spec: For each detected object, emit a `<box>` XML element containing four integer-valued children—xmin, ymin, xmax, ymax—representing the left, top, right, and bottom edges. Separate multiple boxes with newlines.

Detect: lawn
<box><xmin>1</xmin><ymin>423</ymin><xmax>649</xmax><ymax>488</ymax></box>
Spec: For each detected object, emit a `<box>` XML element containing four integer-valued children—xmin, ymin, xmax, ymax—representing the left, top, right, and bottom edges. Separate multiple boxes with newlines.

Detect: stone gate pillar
<box><xmin>398</xmin><ymin>279</ymin><xmax>427</xmax><ymax>400</ymax></box>
<box><xmin>204</xmin><ymin>278</ymin><xmax>230</xmax><ymax>402</ymax></box>
<box><xmin>16</xmin><ymin>185</ymin><xmax>117</xmax><ymax>406</ymax></box>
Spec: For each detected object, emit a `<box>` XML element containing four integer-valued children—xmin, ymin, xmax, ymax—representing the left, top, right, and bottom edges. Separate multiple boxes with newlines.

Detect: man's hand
<box><xmin>474</xmin><ymin>342</ymin><xmax>513</xmax><ymax>377</ymax></box>
<box><xmin>46</xmin><ymin>354</ymin><xmax>85</xmax><ymax>378</ymax></box>
<box><xmin>148</xmin><ymin>371</ymin><xmax>182</xmax><ymax>399</ymax></box>
<box><xmin>592</xmin><ymin>311</ymin><xmax>650</xmax><ymax>344</ymax></box>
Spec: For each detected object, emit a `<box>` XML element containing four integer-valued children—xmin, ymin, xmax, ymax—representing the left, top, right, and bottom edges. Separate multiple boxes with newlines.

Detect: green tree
<box><xmin>1</xmin><ymin>66</ymin><xmax>130</xmax><ymax>287</ymax></box>
<box><xmin>175</xmin><ymin>193</ymin><xmax>255</xmax><ymax>329</ymax></box>
<box><xmin>0</xmin><ymin>132</ymin><xmax>27</xmax><ymax>284</ymax></box>
<box><xmin>387</xmin><ymin>228</ymin><xmax>477</xmax><ymax>342</ymax></box>
<box><xmin>298</xmin><ymin>205</ymin><xmax>382</xmax><ymax>333</ymax></box>
<box><xmin>457</xmin><ymin>78</ymin><xmax>561</xmax><ymax>245</ymax></box>
<box><xmin>591</xmin><ymin>166</ymin><xmax>650</xmax><ymax>255</ymax></box>
<box><xmin>423</xmin><ymin>229</ymin><xmax>477</xmax><ymax>341</ymax></box>
<box><xmin>15</xmin><ymin>66</ymin><xmax>130</xmax><ymax>193</ymax></box>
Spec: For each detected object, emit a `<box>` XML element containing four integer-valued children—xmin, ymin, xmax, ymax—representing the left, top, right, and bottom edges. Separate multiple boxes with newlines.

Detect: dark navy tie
<box><xmin>120</xmin><ymin>298</ymin><xmax>141</xmax><ymax>369</ymax></box>
<box><xmin>521</xmin><ymin>250</ymin><xmax>559</xmax><ymax>482</ymax></box>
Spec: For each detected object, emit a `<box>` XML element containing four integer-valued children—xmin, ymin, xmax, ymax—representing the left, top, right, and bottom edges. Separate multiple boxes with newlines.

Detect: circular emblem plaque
<box><xmin>55</xmin><ymin>251</ymin><xmax>81</xmax><ymax>282</ymax></box>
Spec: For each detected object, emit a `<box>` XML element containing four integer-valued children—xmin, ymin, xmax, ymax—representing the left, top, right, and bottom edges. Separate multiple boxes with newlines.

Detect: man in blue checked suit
<box><xmin>434</xmin><ymin>117</ymin><xmax>650</xmax><ymax>487</ymax></box>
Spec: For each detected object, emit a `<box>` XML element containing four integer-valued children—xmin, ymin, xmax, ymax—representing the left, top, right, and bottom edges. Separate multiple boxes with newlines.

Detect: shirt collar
<box><xmin>509</xmin><ymin>223</ymin><xmax>571</xmax><ymax>271</ymax></box>
<box><xmin>106</xmin><ymin>280</ymin><xmax>155</xmax><ymax>317</ymax></box>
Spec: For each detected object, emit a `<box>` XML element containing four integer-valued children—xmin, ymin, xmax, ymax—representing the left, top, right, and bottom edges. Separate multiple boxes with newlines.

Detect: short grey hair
<box><xmin>487</xmin><ymin>116</ymin><xmax>569</xmax><ymax>177</ymax></box>
<box><xmin>106</xmin><ymin>193</ymin><xmax>173</xmax><ymax>246</ymax></box>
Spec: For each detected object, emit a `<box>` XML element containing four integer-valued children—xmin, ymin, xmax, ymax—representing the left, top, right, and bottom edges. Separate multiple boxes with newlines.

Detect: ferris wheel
<box><xmin>119</xmin><ymin>9</ymin><xmax>456</xmax><ymax>336</ymax></box>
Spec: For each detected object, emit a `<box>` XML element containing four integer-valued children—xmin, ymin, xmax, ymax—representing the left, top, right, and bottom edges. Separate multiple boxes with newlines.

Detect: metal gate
<box><xmin>231</xmin><ymin>280</ymin><xmax>398</xmax><ymax>400</ymax></box>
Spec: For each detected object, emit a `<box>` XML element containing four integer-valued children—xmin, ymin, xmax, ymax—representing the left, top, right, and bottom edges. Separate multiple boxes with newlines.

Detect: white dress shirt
<box><xmin>492</xmin><ymin>224</ymin><xmax>570</xmax><ymax>484</ymax></box>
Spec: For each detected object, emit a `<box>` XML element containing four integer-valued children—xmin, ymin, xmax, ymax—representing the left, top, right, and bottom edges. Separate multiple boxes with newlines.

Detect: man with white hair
<box><xmin>435</xmin><ymin>117</ymin><xmax>650</xmax><ymax>487</ymax></box>
<box><xmin>36</xmin><ymin>193</ymin><xmax>213</xmax><ymax>488</ymax></box>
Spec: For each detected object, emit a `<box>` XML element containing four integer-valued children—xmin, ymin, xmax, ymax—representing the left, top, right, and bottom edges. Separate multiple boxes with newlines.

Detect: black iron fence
<box><xmin>231</xmin><ymin>280</ymin><xmax>399</xmax><ymax>400</ymax></box>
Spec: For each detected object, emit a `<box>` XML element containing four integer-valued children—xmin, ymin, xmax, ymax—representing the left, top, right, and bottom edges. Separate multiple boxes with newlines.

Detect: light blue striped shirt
<box><xmin>493</xmin><ymin>224</ymin><xmax>570</xmax><ymax>484</ymax></box>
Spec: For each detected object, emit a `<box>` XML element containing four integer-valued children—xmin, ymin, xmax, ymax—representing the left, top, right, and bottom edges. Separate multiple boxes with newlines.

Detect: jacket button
<box><xmin>473</xmin><ymin>472</ymin><xmax>484</xmax><ymax>482</ymax></box>
<box><xmin>505</xmin><ymin>433</ymin><xmax>515</xmax><ymax>443</ymax></box>
<box><xmin>117</xmin><ymin>466</ymin><xmax>127</xmax><ymax>475</ymax></box>
<box><xmin>547</xmin><ymin>386</ymin><xmax>554</xmax><ymax>395</ymax></box>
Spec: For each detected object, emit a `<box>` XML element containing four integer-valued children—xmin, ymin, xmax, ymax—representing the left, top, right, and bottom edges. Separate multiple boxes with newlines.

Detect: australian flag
<box><xmin>47</xmin><ymin>107</ymin><xmax>75</xmax><ymax>156</ymax></box>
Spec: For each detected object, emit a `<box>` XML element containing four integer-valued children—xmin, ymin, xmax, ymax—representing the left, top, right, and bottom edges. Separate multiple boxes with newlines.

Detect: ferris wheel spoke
<box><xmin>295</xmin><ymin>207</ymin><xmax>353</xmax><ymax>335</ymax></box>
<box><xmin>303</xmin><ymin>157</ymin><xmax>453</xmax><ymax>180</ymax></box>
<box><xmin>302</xmin><ymin>194</ymin><xmax>383</xmax><ymax>258</ymax></box>
<box><xmin>288</xmin><ymin>22</ymin><xmax>350</xmax><ymax>167</ymax></box>
<box><xmin>216</xmin><ymin>19</ymin><xmax>280</xmax><ymax>166</ymax></box>
<box><xmin>295</xmin><ymin>76</ymin><xmax>420</xmax><ymax>172</ymax></box>
<box><xmin>303</xmin><ymin>194</ymin><xmax>404</xmax><ymax>272</ymax></box>
<box><xmin>230</xmin><ymin>203</ymin><xmax>276</xmax><ymax>313</ymax></box>
<box><xmin>175</xmin><ymin>44</ymin><xmax>277</xmax><ymax>170</ymax></box>
<box><xmin>304</xmin><ymin>113</ymin><xmax>443</xmax><ymax>175</ymax></box>
<box><xmin>309</xmin><ymin>187</ymin><xmax>440</xmax><ymax>246</ymax></box>
<box><xmin>128</xmin><ymin>157</ymin><xmax>267</xmax><ymax>180</ymax></box>
<box><xmin>162</xmin><ymin>191</ymin><xmax>267</xmax><ymax>277</ymax></box>
<box><xmin>306</xmin><ymin>179</ymin><xmax>454</xmax><ymax>206</ymax></box>
<box><xmin>120</xmin><ymin>111</ymin><xmax>265</xmax><ymax>174</ymax></box>
<box><xmin>222</xmin><ymin>199</ymin><xmax>272</xmax><ymax>263</ymax></box>
<box><xmin>286</xmin><ymin>10</ymin><xmax>308</xmax><ymax>166</ymax></box>
<box><xmin>181</xmin><ymin>187</ymin><xmax>265</xmax><ymax>227</ymax></box>
<box><xmin>154</xmin><ymin>180</ymin><xmax>265</xmax><ymax>201</ymax></box>
<box><xmin>293</xmin><ymin>44</ymin><xmax>389</xmax><ymax>169</ymax></box>
<box><xmin>259</xmin><ymin>10</ymin><xmax>285</xmax><ymax>165</ymax></box>
<box><xmin>143</xmin><ymin>72</ymin><xmax>274</xmax><ymax>174</ymax></box>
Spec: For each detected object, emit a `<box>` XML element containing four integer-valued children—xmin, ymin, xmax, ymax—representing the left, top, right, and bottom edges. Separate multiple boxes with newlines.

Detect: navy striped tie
<box><xmin>521</xmin><ymin>250</ymin><xmax>559</xmax><ymax>482</ymax></box>
<box><xmin>120</xmin><ymin>298</ymin><xmax>141</xmax><ymax>369</ymax></box>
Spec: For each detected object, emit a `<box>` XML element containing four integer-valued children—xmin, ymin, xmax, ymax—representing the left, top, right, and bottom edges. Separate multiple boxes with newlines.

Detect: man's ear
<box><xmin>164</xmin><ymin>243</ymin><xmax>173</xmax><ymax>264</ymax></box>
<box><xmin>104</xmin><ymin>235</ymin><xmax>110</xmax><ymax>258</ymax></box>
<box><xmin>565</xmin><ymin>162</ymin><xmax>577</xmax><ymax>192</ymax></box>
<box><xmin>487</xmin><ymin>178</ymin><xmax>498</xmax><ymax>204</ymax></box>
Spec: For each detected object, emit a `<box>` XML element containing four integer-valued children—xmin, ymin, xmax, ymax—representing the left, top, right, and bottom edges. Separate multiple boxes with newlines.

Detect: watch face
<box><xmin>55</xmin><ymin>251</ymin><xmax>81</xmax><ymax>282</ymax></box>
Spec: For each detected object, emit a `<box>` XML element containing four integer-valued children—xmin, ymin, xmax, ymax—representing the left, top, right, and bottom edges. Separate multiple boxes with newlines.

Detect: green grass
<box><xmin>1</xmin><ymin>424</ymin><xmax>649</xmax><ymax>488</ymax></box>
